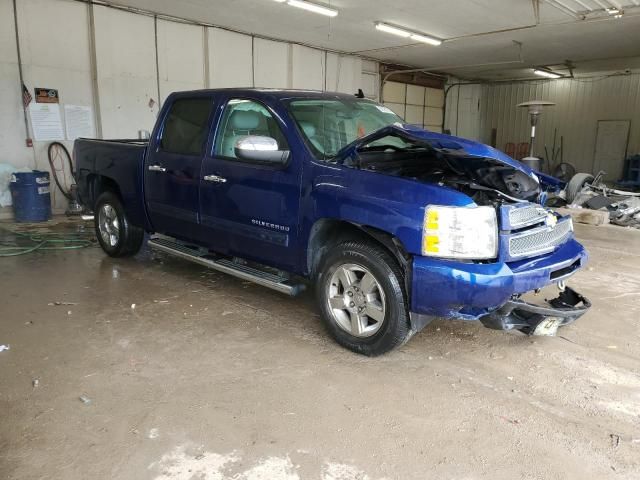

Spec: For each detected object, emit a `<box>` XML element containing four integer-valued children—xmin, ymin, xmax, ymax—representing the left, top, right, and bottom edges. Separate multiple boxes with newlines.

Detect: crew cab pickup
<box><xmin>75</xmin><ymin>89</ymin><xmax>590</xmax><ymax>355</ymax></box>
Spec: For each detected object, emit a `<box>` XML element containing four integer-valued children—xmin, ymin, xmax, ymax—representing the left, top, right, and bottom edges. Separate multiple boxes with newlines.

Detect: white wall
<box><xmin>326</xmin><ymin>53</ymin><xmax>363</xmax><ymax>95</ymax></box>
<box><xmin>0</xmin><ymin>0</ymin><xmax>31</xmax><ymax>171</ymax></box>
<box><xmin>0</xmin><ymin>0</ymin><xmax>379</xmax><ymax>217</ymax></box>
<box><xmin>253</xmin><ymin>38</ymin><xmax>289</xmax><ymax>88</ymax></box>
<box><xmin>94</xmin><ymin>5</ymin><xmax>159</xmax><ymax>138</ymax></box>
<box><xmin>361</xmin><ymin>59</ymin><xmax>379</xmax><ymax>100</ymax></box>
<box><xmin>208</xmin><ymin>28</ymin><xmax>253</xmax><ymax>88</ymax></box>
<box><xmin>157</xmin><ymin>20</ymin><xmax>205</xmax><ymax>102</ymax></box>
<box><xmin>291</xmin><ymin>45</ymin><xmax>324</xmax><ymax>91</ymax></box>
<box><xmin>15</xmin><ymin>0</ymin><xmax>94</xmax><ymax>210</ymax></box>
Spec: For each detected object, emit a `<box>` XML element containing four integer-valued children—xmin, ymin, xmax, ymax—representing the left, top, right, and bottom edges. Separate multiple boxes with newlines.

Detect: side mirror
<box><xmin>234</xmin><ymin>136</ymin><xmax>290</xmax><ymax>165</ymax></box>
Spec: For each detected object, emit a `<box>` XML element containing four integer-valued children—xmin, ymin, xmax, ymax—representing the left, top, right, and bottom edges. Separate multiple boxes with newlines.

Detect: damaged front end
<box><xmin>340</xmin><ymin>125</ymin><xmax>592</xmax><ymax>337</ymax></box>
<box><xmin>335</xmin><ymin>124</ymin><xmax>548</xmax><ymax>206</ymax></box>
<box><xmin>480</xmin><ymin>285</ymin><xmax>591</xmax><ymax>336</ymax></box>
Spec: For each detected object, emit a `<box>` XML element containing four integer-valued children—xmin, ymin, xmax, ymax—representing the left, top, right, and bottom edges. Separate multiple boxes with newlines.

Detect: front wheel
<box><xmin>315</xmin><ymin>241</ymin><xmax>411</xmax><ymax>356</ymax></box>
<box><xmin>94</xmin><ymin>191</ymin><xmax>144</xmax><ymax>257</ymax></box>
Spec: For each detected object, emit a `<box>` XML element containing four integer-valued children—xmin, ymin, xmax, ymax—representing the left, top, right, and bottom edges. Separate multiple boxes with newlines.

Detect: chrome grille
<box><xmin>507</xmin><ymin>204</ymin><xmax>548</xmax><ymax>229</ymax></box>
<box><xmin>508</xmin><ymin>219</ymin><xmax>573</xmax><ymax>259</ymax></box>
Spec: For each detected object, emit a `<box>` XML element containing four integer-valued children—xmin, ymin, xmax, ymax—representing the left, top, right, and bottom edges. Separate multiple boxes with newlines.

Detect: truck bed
<box><xmin>74</xmin><ymin>138</ymin><xmax>149</xmax><ymax>227</ymax></box>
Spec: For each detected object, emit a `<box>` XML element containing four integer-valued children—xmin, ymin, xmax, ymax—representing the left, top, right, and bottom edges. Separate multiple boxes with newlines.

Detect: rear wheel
<box><xmin>94</xmin><ymin>191</ymin><xmax>144</xmax><ymax>257</ymax></box>
<box><xmin>315</xmin><ymin>241</ymin><xmax>411</xmax><ymax>356</ymax></box>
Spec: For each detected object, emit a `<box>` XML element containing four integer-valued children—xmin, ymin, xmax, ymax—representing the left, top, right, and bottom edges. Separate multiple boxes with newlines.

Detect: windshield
<box><xmin>287</xmin><ymin>99</ymin><xmax>404</xmax><ymax>160</ymax></box>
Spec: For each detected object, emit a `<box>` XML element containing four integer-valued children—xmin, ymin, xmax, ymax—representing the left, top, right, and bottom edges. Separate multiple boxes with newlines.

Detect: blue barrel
<box><xmin>10</xmin><ymin>171</ymin><xmax>52</xmax><ymax>222</ymax></box>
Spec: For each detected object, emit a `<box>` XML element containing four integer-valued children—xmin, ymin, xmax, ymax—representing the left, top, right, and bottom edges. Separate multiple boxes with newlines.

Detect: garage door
<box><xmin>382</xmin><ymin>81</ymin><xmax>444</xmax><ymax>133</ymax></box>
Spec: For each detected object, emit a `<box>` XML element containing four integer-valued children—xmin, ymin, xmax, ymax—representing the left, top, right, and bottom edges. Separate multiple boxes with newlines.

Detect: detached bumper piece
<box><xmin>480</xmin><ymin>287</ymin><xmax>591</xmax><ymax>336</ymax></box>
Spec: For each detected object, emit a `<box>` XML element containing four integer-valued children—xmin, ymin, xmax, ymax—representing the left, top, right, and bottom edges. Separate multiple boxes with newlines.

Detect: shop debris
<box><xmin>552</xmin><ymin>171</ymin><xmax>640</xmax><ymax>228</ymax></box>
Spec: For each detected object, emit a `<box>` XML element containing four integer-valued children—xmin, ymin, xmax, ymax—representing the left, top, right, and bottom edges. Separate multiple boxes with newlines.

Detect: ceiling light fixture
<box><xmin>286</xmin><ymin>0</ymin><xmax>338</xmax><ymax>17</ymax></box>
<box><xmin>375</xmin><ymin>22</ymin><xmax>411</xmax><ymax>37</ymax></box>
<box><xmin>374</xmin><ymin>22</ymin><xmax>442</xmax><ymax>46</ymax></box>
<box><xmin>606</xmin><ymin>7</ymin><xmax>624</xmax><ymax>17</ymax></box>
<box><xmin>533</xmin><ymin>68</ymin><xmax>562</xmax><ymax>79</ymax></box>
<box><xmin>409</xmin><ymin>33</ymin><xmax>443</xmax><ymax>46</ymax></box>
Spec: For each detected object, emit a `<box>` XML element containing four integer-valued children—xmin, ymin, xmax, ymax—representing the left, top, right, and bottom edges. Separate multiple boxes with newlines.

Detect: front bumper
<box><xmin>409</xmin><ymin>237</ymin><xmax>589</xmax><ymax>332</ymax></box>
<box><xmin>479</xmin><ymin>286</ymin><xmax>591</xmax><ymax>335</ymax></box>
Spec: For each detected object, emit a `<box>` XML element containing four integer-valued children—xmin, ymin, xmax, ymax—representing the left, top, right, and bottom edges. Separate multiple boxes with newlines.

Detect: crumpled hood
<box><xmin>336</xmin><ymin>123</ymin><xmax>535</xmax><ymax>176</ymax></box>
<box><xmin>401</xmin><ymin>124</ymin><xmax>530</xmax><ymax>170</ymax></box>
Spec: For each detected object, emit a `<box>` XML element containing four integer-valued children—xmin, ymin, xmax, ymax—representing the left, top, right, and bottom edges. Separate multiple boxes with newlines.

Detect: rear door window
<box><xmin>160</xmin><ymin>98</ymin><xmax>213</xmax><ymax>156</ymax></box>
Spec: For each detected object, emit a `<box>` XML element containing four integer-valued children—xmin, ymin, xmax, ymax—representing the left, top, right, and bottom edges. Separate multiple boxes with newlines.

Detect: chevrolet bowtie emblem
<box><xmin>546</xmin><ymin>213</ymin><xmax>558</xmax><ymax>228</ymax></box>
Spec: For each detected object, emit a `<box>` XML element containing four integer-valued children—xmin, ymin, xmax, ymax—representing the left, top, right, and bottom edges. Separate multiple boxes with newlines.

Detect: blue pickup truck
<box><xmin>75</xmin><ymin>88</ymin><xmax>590</xmax><ymax>355</ymax></box>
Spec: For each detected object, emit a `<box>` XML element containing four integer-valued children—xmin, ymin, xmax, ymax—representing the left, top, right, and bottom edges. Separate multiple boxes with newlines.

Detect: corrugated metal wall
<box><xmin>480</xmin><ymin>74</ymin><xmax>640</xmax><ymax>175</ymax></box>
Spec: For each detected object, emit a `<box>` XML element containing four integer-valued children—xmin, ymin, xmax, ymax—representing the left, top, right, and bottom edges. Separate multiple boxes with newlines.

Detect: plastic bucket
<box><xmin>10</xmin><ymin>171</ymin><xmax>52</xmax><ymax>222</ymax></box>
<box><xmin>521</xmin><ymin>156</ymin><xmax>542</xmax><ymax>171</ymax></box>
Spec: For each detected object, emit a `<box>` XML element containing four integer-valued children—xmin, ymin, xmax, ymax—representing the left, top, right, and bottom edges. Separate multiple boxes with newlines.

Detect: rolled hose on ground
<box><xmin>0</xmin><ymin>225</ymin><xmax>93</xmax><ymax>256</ymax></box>
<box><xmin>47</xmin><ymin>141</ymin><xmax>75</xmax><ymax>201</ymax></box>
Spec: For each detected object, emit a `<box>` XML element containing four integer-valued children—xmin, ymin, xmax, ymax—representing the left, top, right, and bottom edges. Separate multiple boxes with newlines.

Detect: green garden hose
<box><xmin>0</xmin><ymin>225</ymin><xmax>93</xmax><ymax>257</ymax></box>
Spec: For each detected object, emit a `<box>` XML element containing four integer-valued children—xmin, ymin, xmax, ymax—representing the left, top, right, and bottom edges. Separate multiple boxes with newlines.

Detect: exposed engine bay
<box><xmin>346</xmin><ymin>145</ymin><xmax>542</xmax><ymax>206</ymax></box>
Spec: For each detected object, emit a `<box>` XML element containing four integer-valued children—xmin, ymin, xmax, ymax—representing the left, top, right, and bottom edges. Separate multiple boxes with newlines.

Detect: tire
<box><xmin>566</xmin><ymin>173</ymin><xmax>594</xmax><ymax>204</ymax></box>
<box><xmin>315</xmin><ymin>241</ymin><xmax>411</xmax><ymax>356</ymax></box>
<box><xmin>94</xmin><ymin>191</ymin><xmax>144</xmax><ymax>257</ymax></box>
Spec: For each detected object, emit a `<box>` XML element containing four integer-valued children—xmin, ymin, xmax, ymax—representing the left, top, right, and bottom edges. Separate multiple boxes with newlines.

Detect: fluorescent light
<box><xmin>375</xmin><ymin>22</ymin><xmax>411</xmax><ymax>38</ymax></box>
<box><xmin>533</xmin><ymin>68</ymin><xmax>562</xmax><ymax>79</ymax></box>
<box><xmin>286</xmin><ymin>0</ymin><xmax>338</xmax><ymax>17</ymax></box>
<box><xmin>605</xmin><ymin>6</ymin><xmax>624</xmax><ymax>17</ymax></box>
<box><xmin>273</xmin><ymin>0</ymin><xmax>287</xmax><ymax>3</ymax></box>
<box><xmin>374</xmin><ymin>22</ymin><xmax>441</xmax><ymax>46</ymax></box>
<box><xmin>410</xmin><ymin>33</ymin><xmax>442</xmax><ymax>46</ymax></box>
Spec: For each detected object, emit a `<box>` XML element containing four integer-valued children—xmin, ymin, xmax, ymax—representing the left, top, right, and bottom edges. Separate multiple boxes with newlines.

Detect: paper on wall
<box><xmin>64</xmin><ymin>105</ymin><xmax>94</xmax><ymax>140</ymax></box>
<box><xmin>29</xmin><ymin>103</ymin><xmax>64</xmax><ymax>141</ymax></box>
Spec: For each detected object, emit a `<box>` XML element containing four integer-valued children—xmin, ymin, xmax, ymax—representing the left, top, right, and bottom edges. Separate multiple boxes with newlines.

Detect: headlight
<box><xmin>422</xmin><ymin>205</ymin><xmax>498</xmax><ymax>260</ymax></box>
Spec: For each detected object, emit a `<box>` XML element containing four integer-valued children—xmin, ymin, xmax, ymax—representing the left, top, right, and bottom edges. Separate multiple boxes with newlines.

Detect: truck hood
<box><xmin>333</xmin><ymin>123</ymin><xmax>557</xmax><ymax>203</ymax></box>
<box><xmin>335</xmin><ymin>123</ymin><xmax>532</xmax><ymax>174</ymax></box>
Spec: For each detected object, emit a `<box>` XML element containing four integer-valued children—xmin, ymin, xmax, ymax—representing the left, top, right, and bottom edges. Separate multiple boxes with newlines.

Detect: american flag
<box><xmin>22</xmin><ymin>83</ymin><xmax>32</xmax><ymax>108</ymax></box>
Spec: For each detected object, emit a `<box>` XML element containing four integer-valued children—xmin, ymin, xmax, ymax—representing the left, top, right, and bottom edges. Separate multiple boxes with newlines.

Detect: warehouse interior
<box><xmin>1</xmin><ymin>0</ymin><xmax>640</xmax><ymax>479</ymax></box>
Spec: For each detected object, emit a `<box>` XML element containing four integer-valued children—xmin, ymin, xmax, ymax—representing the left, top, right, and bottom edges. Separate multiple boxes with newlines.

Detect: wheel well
<box><xmin>307</xmin><ymin>219</ymin><xmax>411</xmax><ymax>278</ymax></box>
<box><xmin>87</xmin><ymin>174</ymin><xmax>122</xmax><ymax>208</ymax></box>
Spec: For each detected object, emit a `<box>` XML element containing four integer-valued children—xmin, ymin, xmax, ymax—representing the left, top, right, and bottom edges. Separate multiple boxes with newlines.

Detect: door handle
<box><xmin>148</xmin><ymin>165</ymin><xmax>166</xmax><ymax>172</ymax></box>
<box><xmin>203</xmin><ymin>175</ymin><xmax>227</xmax><ymax>183</ymax></box>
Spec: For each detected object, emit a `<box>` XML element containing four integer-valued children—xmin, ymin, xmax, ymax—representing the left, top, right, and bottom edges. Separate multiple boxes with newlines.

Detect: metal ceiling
<box><xmin>93</xmin><ymin>0</ymin><xmax>640</xmax><ymax>79</ymax></box>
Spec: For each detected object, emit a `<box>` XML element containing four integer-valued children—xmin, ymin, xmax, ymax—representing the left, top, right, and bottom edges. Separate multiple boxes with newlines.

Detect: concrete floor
<box><xmin>1</xmin><ymin>220</ymin><xmax>639</xmax><ymax>480</ymax></box>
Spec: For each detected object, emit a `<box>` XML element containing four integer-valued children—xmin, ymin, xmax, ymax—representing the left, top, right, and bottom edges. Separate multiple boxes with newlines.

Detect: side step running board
<box><xmin>148</xmin><ymin>236</ymin><xmax>305</xmax><ymax>296</ymax></box>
